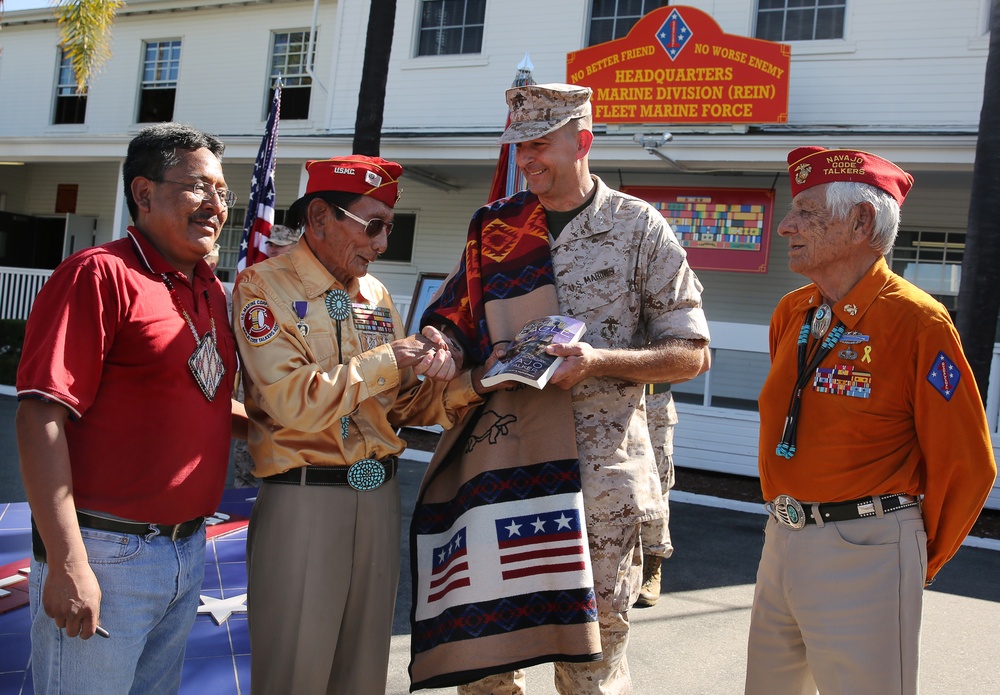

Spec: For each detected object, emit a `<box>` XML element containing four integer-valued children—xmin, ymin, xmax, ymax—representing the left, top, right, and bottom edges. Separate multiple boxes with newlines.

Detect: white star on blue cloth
<box><xmin>197</xmin><ymin>593</ymin><xmax>248</xmax><ymax>625</ymax></box>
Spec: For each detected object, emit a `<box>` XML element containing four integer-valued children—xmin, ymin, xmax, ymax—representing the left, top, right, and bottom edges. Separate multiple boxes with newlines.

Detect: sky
<box><xmin>2</xmin><ymin>0</ymin><xmax>54</xmax><ymax>11</ymax></box>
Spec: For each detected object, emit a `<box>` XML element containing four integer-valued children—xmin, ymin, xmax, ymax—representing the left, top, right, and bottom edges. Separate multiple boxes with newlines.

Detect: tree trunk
<box><xmin>353</xmin><ymin>0</ymin><xmax>397</xmax><ymax>156</ymax></box>
<box><xmin>957</xmin><ymin>0</ymin><xmax>1000</xmax><ymax>401</ymax></box>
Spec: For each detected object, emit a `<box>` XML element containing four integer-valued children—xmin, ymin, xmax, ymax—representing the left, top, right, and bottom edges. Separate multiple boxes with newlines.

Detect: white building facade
<box><xmin>1</xmin><ymin>0</ymin><xmax>997</xmax><ymax>505</ymax></box>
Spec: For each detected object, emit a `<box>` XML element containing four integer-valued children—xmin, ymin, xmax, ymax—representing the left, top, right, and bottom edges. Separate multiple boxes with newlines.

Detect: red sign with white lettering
<box><xmin>567</xmin><ymin>6</ymin><xmax>790</xmax><ymax>124</ymax></box>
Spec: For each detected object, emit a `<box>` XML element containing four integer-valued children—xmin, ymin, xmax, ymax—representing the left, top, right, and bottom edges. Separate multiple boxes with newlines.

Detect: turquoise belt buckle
<box><xmin>768</xmin><ymin>494</ymin><xmax>806</xmax><ymax>530</ymax></box>
<box><xmin>347</xmin><ymin>458</ymin><xmax>386</xmax><ymax>491</ymax></box>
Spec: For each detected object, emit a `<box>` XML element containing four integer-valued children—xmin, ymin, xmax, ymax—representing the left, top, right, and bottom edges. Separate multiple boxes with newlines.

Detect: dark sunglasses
<box><xmin>331</xmin><ymin>204</ymin><xmax>393</xmax><ymax>237</ymax></box>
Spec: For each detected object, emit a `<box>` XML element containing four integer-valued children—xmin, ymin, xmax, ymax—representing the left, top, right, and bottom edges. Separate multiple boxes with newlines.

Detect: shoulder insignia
<box><xmin>240</xmin><ymin>299</ymin><xmax>280</xmax><ymax>346</ymax></box>
<box><xmin>926</xmin><ymin>351</ymin><xmax>961</xmax><ymax>401</ymax></box>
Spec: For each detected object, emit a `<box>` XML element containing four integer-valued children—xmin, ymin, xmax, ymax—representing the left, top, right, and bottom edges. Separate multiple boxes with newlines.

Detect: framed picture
<box><xmin>405</xmin><ymin>272</ymin><xmax>448</xmax><ymax>335</ymax></box>
<box><xmin>622</xmin><ymin>186</ymin><xmax>775</xmax><ymax>273</ymax></box>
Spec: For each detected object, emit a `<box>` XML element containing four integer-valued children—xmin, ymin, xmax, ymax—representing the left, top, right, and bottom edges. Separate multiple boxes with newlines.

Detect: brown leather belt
<box><xmin>264</xmin><ymin>456</ymin><xmax>399</xmax><ymax>491</ymax></box>
<box><xmin>76</xmin><ymin>510</ymin><xmax>205</xmax><ymax>541</ymax></box>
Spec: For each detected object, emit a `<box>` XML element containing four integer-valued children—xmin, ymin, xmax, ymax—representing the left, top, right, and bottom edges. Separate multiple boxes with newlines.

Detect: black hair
<box><xmin>123</xmin><ymin>123</ymin><xmax>226</xmax><ymax>221</ymax></box>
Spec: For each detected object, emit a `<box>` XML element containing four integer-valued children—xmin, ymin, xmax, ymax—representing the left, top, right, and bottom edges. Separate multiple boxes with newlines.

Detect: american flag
<box><xmin>427</xmin><ymin>528</ymin><xmax>470</xmax><ymax>603</ymax></box>
<box><xmin>495</xmin><ymin>508</ymin><xmax>586</xmax><ymax>581</ymax></box>
<box><xmin>237</xmin><ymin>82</ymin><xmax>281</xmax><ymax>272</ymax></box>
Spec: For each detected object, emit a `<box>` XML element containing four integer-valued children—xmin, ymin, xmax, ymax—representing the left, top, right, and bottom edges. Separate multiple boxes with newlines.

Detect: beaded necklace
<box><xmin>775</xmin><ymin>306</ymin><xmax>845</xmax><ymax>459</ymax></box>
<box><xmin>161</xmin><ymin>274</ymin><xmax>224</xmax><ymax>401</ymax></box>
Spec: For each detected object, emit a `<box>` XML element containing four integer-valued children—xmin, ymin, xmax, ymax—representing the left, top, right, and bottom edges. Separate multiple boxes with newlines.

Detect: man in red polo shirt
<box><xmin>16</xmin><ymin>123</ymin><xmax>243</xmax><ymax>694</ymax></box>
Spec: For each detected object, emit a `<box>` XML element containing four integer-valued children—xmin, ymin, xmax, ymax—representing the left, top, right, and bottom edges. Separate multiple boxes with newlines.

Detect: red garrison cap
<box><xmin>786</xmin><ymin>146</ymin><xmax>914</xmax><ymax>206</ymax></box>
<box><xmin>303</xmin><ymin>155</ymin><xmax>402</xmax><ymax>207</ymax></box>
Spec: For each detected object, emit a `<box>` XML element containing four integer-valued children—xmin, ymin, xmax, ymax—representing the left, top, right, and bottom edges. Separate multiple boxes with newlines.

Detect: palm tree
<box><xmin>957</xmin><ymin>0</ymin><xmax>1000</xmax><ymax>400</ymax></box>
<box><xmin>353</xmin><ymin>0</ymin><xmax>397</xmax><ymax>156</ymax></box>
<box><xmin>0</xmin><ymin>0</ymin><xmax>120</xmax><ymax>93</ymax></box>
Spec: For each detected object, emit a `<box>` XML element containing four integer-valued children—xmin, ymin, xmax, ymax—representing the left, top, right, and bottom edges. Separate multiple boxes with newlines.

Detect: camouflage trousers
<box><xmin>640</xmin><ymin>454</ymin><xmax>674</xmax><ymax>558</ymax></box>
<box><xmin>457</xmin><ymin>522</ymin><xmax>643</xmax><ymax>695</ymax></box>
<box><xmin>232</xmin><ymin>440</ymin><xmax>259</xmax><ymax>489</ymax></box>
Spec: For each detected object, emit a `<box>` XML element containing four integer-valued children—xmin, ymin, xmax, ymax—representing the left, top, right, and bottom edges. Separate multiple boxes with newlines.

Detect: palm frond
<box><xmin>56</xmin><ymin>0</ymin><xmax>123</xmax><ymax>93</ymax></box>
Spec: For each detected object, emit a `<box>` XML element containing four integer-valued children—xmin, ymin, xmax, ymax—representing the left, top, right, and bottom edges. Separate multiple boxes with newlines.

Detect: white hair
<box><xmin>824</xmin><ymin>181</ymin><xmax>901</xmax><ymax>255</ymax></box>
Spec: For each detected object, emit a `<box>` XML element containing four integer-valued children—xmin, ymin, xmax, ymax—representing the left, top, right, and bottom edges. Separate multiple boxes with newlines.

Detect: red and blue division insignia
<box><xmin>926</xmin><ymin>351</ymin><xmax>961</xmax><ymax>401</ymax></box>
<box><xmin>657</xmin><ymin>8</ymin><xmax>693</xmax><ymax>61</ymax></box>
<box><xmin>240</xmin><ymin>299</ymin><xmax>280</xmax><ymax>346</ymax></box>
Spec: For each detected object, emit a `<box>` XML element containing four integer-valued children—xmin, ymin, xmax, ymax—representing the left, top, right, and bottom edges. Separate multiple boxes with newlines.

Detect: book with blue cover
<box><xmin>480</xmin><ymin>315</ymin><xmax>587</xmax><ymax>389</ymax></box>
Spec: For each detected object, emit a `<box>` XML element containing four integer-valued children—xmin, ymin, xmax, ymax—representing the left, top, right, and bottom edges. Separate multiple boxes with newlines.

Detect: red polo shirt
<box><xmin>17</xmin><ymin>228</ymin><xmax>238</xmax><ymax>524</ymax></box>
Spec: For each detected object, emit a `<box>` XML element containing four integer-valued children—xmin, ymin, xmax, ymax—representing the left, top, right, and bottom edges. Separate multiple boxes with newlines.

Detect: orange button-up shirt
<box><xmin>758</xmin><ymin>258</ymin><xmax>996</xmax><ymax>580</ymax></box>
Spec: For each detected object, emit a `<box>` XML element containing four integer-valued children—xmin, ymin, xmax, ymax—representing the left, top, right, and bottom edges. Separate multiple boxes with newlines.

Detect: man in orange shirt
<box><xmin>746</xmin><ymin>146</ymin><xmax>997</xmax><ymax>695</ymax></box>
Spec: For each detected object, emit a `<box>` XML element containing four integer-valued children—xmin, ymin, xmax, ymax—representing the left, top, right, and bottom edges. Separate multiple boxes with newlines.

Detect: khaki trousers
<box><xmin>246</xmin><ymin>477</ymin><xmax>401</xmax><ymax>695</ymax></box>
<box><xmin>745</xmin><ymin>505</ymin><xmax>926</xmax><ymax>695</ymax></box>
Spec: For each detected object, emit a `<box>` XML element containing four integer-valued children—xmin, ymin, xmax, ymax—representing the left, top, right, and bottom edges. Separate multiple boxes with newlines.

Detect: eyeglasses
<box><xmin>331</xmin><ymin>204</ymin><xmax>393</xmax><ymax>238</ymax></box>
<box><xmin>157</xmin><ymin>179</ymin><xmax>237</xmax><ymax>207</ymax></box>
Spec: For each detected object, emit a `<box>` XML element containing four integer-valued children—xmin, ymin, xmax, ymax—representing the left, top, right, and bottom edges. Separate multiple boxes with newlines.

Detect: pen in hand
<box><xmin>95</xmin><ymin>626</ymin><xmax>110</xmax><ymax>638</ymax></box>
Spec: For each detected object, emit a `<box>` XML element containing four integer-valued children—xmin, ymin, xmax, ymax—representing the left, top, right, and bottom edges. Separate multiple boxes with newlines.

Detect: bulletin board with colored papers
<box><xmin>623</xmin><ymin>186</ymin><xmax>774</xmax><ymax>273</ymax></box>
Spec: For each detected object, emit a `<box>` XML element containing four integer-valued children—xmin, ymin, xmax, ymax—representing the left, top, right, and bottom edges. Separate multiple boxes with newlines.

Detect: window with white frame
<box><xmin>137</xmin><ymin>39</ymin><xmax>181</xmax><ymax>123</ymax></box>
<box><xmin>588</xmin><ymin>0</ymin><xmax>670</xmax><ymax>46</ymax></box>
<box><xmin>54</xmin><ymin>48</ymin><xmax>87</xmax><ymax>125</ymax></box>
<box><xmin>754</xmin><ymin>0</ymin><xmax>846</xmax><ymax>42</ymax></box>
<box><xmin>417</xmin><ymin>0</ymin><xmax>486</xmax><ymax>56</ymax></box>
<box><xmin>889</xmin><ymin>229</ymin><xmax>964</xmax><ymax>312</ymax></box>
<box><xmin>270</xmin><ymin>31</ymin><xmax>315</xmax><ymax>120</ymax></box>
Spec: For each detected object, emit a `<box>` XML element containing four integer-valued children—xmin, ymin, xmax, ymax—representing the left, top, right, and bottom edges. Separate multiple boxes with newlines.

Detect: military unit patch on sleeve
<box><xmin>240</xmin><ymin>299</ymin><xmax>280</xmax><ymax>346</ymax></box>
<box><xmin>926</xmin><ymin>350</ymin><xmax>961</xmax><ymax>401</ymax></box>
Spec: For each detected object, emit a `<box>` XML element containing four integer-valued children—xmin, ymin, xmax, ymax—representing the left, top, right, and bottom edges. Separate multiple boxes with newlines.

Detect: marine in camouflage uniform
<box><xmin>635</xmin><ymin>386</ymin><xmax>678</xmax><ymax>607</ymax></box>
<box><xmin>456</xmin><ymin>83</ymin><xmax>711</xmax><ymax>695</ymax></box>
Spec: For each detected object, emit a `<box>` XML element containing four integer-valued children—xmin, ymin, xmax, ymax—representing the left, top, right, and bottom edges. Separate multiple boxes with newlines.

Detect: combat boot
<box><xmin>635</xmin><ymin>554</ymin><xmax>662</xmax><ymax>607</ymax></box>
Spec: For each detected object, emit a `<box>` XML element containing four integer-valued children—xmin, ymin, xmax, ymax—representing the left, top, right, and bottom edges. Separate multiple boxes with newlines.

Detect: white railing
<box><xmin>0</xmin><ymin>267</ymin><xmax>52</xmax><ymax>320</ymax></box>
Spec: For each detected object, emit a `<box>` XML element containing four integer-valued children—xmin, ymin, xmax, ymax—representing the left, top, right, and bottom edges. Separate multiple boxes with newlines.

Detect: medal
<box><xmin>838</xmin><ymin>347</ymin><xmax>858</xmax><ymax>361</ymax></box>
<box><xmin>811</xmin><ymin>303</ymin><xmax>832</xmax><ymax>339</ymax></box>
<box><xmin>293</xmin><ymin>300</ymin><xmax>309</xmax><ymax>337</ymax></box>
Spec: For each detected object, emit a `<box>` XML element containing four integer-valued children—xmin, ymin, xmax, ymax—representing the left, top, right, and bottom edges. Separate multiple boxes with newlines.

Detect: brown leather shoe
<box><xmin>635</xmin><ymin>554</ymin><xmax>662</xmax><ymax>607</ymax></box>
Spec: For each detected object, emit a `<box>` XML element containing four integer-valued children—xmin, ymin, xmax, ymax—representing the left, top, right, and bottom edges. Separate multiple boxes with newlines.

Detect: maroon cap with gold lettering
<box><xmin>787</xmin><ymin>146</ymin><xmax>914</xmax><ymax>206</ymax></box>
<box><xmin>303</xmin><ymin>155</ymin><xmax>402</xmax><ymax>207</ymax></box>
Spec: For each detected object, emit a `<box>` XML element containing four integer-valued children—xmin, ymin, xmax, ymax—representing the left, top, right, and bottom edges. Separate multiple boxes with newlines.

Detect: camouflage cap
<box><xmin>266</xmin><ymin>224</ymin><xmax>301</xmax><ymax>247</ymax></box>
<box><xmin>498</xmin><ymin>83</ymin><xmax>593</xmax><ymax>145</ymax></box>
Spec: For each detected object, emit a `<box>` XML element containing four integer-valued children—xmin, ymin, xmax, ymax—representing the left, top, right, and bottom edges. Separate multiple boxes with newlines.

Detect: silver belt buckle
<box><xmin>767</xmin><ymin>494</ymin><xmax>807</xmax><ymax>530</ymax></box>
<box><xmin>347</xmin><ymin>458</ymin><xmax>386</xmax><ymax>491</ymax></box>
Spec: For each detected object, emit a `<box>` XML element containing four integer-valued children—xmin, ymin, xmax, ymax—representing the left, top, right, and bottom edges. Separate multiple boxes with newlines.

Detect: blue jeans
<box><xmin>29</xmin><ymin>524</ymin><xmax>206</xmax><ymax>695</ymax></box>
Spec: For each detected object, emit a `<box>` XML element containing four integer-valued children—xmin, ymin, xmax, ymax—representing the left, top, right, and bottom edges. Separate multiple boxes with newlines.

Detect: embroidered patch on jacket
<box><xmin>926</xmin><ymin>351</ymin><xmax>961</xmax><ymax>401</ymax></box>
<box><xmin>240</xmin><ymin>299</ymin><xmax>280</xmax><ymax>346</ymax></box>
<box><xmin>813</xmin><ymin>364</ymin><xmax>871</xmax><ymax>398</ymax></box>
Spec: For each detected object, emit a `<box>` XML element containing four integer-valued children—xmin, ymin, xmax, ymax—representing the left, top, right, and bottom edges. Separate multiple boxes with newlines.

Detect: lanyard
<box><xmin>775</xmin><ymin>306</ymin><xmax>845</xmax><ymax>459</ymax></box>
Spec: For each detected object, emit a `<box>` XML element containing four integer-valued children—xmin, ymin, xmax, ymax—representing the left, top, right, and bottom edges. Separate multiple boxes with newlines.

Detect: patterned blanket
<box><xmin>408</xmin><ymin>194</ymin><xmax>601</xmax><ymax>690</ymax></box>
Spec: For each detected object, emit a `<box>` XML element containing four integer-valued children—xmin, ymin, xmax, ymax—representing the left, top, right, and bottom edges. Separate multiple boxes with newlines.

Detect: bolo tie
<box><xmin>775</xmin><ymin>304</ymin><xmax>845</xmax><ymax>459</ymax></box>
<box><xmin>326</xmin><ymin>288</ymin><xmax>353</xmax><ymax>440</ymax></box>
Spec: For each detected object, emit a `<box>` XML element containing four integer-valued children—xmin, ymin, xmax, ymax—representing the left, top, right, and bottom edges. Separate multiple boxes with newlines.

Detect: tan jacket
<box><xmin>233</xmin><ymin>241</ymin><xmax>481</xmax><ymax>478</ymax></box>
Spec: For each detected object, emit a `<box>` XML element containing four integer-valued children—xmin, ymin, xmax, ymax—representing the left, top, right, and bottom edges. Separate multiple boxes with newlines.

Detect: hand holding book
<box><xmin>478</xmin><ymin>315</ymin><xmax>587</xmax><ymax>390</ymax></box>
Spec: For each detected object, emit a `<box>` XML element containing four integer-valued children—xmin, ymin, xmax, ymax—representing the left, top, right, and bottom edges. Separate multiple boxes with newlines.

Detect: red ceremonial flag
<box><xmin>237</xmin><ymin>81</ymin><xmax>281</xmax><ymax>272</ymax></box>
